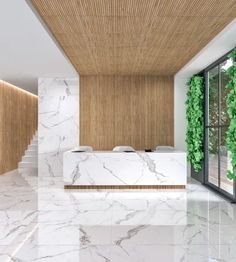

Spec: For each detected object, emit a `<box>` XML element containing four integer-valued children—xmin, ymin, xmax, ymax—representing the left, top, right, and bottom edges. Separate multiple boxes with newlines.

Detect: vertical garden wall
<box><xmin>186</xmin><ymin>76</ymin><xmax>204</xmax><ymax>172</ymax></box>
<box><xmin>226</xmin><ymin>49</ymin><xmax>236</xmax><ymax>180</ymax></box>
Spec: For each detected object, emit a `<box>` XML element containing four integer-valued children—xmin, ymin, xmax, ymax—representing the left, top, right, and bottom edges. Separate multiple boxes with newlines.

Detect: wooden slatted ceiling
<box><xmin>31</xmin><ymin>0</ymin><xmax>236</xmax><ymax>75</ymax></box>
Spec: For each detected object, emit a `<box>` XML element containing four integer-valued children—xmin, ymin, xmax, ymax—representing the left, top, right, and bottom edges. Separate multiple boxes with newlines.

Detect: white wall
<box><xmin>174</xmin><ymin>18</ymin><xmax>236</xmax><ymax>151</ymax></box>
<box><xmin>0</xmin><ymin>1</ymin><xmax>77</xmax><ymax>94</ymax></box>
<box><xmin>38</xmin><ymin>78</ymin><xmax>79</xmax><ymax>176</ymax></box>
<box><xmin>174</xmin><ymin>74</ymin><xmax>188</xmax><ymax>151</ymax></box>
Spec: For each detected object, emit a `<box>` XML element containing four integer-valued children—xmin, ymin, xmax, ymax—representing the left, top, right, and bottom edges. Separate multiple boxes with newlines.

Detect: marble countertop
<box><xmin>63</xmin><ymin>150</ymin><xmax>187</xmax><ymax>186</ymax></box>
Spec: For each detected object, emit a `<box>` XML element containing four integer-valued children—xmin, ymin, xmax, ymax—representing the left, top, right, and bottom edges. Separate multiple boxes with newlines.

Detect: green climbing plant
<box><xmin>186</xmin><ymin>75</ymin><xmax>204</xmax><ymax>172</ymax></box>
<box><xmin>226</xmin><ymin>48</ymin><xmax>236</xmax><ymax>180</ymax></box>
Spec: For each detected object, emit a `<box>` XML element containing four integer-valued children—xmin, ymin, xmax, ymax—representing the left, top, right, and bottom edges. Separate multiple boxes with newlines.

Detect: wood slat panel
<box><xmin>0</xmin><ymin>81</ymin><xmax>38</xmax><ymax>174</ymax></box>
<box><xmin>80</xmin><ymin>75</ymin><xmax>173</xmax><ymax>150</ymax></box>
<box><xmin>65</xmin><ymin>185</ymin><xmax>186</xmax><ymax>189</ymax></box>
<box><xmin>31</xmin><ymin>0</ymin><xmax>236</xmax><ymax>75</ymax></box>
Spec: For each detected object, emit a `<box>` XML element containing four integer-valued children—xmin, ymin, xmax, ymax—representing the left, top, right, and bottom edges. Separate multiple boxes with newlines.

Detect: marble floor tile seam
<box><xmin>37</xmin><ymin>192</ymin><xmax>188</xmax><ymax>198</ymax></box>
<box><xmin>36</xmin><ymin>194</ymin><xmax>189</xmax><ymax>201</ymax></box>
<box><xmin>38</xmin><ymin>192</ymin><xmax>223</xmax><ymax>201</ymax></box>
<box><xmin>3</xmin><ymin>212</ymin><xmax>236</xmax><ymax>226</ymax></box>
<box><xmin>37</xmin><ymin>201</ymin><xmax>188</xmax><ymax>207</ymax></box>
<box><xmin>0</xmin><ymin>220</ymin><xmax>39</xmax><ymax>226</ymax></box>
<box><xmin>37</xmin><ymin>206</ymin><xmax>188</xmax><ymax>213</ymax></box>
<box><xmin>1</xmin><ymin>244</ymin><xmax>104</xmax><ymax>248</ymax></box>
<box><xmin>38</xmin><ymin>196</ymin><xmax>188</xmax><ymax>203</ymax></box>
<box><xmin>33</xmin><ymin>218</ymin><xmax>190</xmax><ymax>223</ymax></box>
<box><xmin>2</xmin><ymin>243</ymin><xmax>236</xmax><ymax>249</ymax></box>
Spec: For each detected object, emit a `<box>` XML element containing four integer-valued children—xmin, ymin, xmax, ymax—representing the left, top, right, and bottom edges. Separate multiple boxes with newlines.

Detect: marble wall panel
<box><xmin>38</xmin><ymin>78</ymin><xmax>79</xmax><ymax>176</ymax></box>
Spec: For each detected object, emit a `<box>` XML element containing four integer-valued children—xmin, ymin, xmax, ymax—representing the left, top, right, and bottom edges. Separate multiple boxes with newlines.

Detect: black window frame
<box><xmin>202</xmin><ymin>48</ymin><xmax>236</xmax><ymax>202</ymax></box>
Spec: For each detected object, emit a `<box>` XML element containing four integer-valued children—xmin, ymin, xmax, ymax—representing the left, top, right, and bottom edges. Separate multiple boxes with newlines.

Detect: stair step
<box><xmin>30</xmin><ymin>140</ymin><xmax>38</xmax><ymax>145</ymax></box>
<box><xmin>18</xmin><ymin>162</ymin><xmax>37</xmax><ymax>168</ymax></box>
<box><xmin>28</xmin><ymin>144</ymin><xmax>38</xmax><ymax>150</ymax></box>
<box><xmin>25</xmin><ymin>150</ymin><xmax>37</xmax><ymax>156</ymax></box>
<box><xmin>18</xmin><ymin>131</ymin><xmax>38</xmax><ymax>175</ymax></box>
<box><xmin>22</xmin><ymin>156</ymin><xmax>38</xmax><ymax>164</ymax></box>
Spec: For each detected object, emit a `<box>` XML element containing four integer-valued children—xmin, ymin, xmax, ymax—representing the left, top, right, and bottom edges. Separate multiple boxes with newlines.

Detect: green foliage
<box><xmin>226</xmin><ymin>49</ymin><xmax>236</xmax><ymax>180</ymax></box>
<box><xmin>186</xmin><ymin>76</ymin><xmax>204</xmax><ymax>172</ymax></box>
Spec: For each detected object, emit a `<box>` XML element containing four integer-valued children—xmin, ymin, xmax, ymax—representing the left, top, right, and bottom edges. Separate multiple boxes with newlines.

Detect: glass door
<box><xmin>205</xmin><ymin>57</ymin><xmax>235</xmax><ymax>199</ymax></box>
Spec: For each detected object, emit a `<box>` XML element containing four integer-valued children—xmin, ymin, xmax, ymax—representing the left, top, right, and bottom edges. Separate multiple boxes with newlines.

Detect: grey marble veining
<box><xmin>0</xmin><ymin>169</ymin><xmax>236</xmax><ymax>261</ymax></box>
<box><xmin>38</xmin><ymin>78</ymin><xmax>79</xmax><ymax>177</ymax></box>
<box><xmin>63</xmin><ymin>151</ymin><xmax>187</xmax><ymax>186</ymax></box>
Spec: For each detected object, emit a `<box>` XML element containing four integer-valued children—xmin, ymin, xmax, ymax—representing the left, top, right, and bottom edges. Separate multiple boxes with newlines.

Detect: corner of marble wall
<box><xmin>38</xmin><ymin>77</ymin><xmax>79</xmax><ymax>177</ymax></box>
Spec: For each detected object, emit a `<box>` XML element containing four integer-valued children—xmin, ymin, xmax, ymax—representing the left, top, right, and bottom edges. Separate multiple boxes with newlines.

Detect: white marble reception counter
<box><xmin>63</xmin><ymin>149</ymin><xmax>187</xmax><ymax>189</ymax></box>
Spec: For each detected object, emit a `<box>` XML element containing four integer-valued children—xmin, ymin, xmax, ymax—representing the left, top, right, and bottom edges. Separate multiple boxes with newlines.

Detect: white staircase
<box><xmin>18</xmin><ymin>132</ymin><xmax>38</xmax><ymax>175</ymax></box>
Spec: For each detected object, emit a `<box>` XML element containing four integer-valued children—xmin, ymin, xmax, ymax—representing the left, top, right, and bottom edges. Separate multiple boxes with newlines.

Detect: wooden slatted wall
<box><xmin>0</xmin><ymin>80</ymin><xmax>38</xmax><ymax>174</ymax></box>
<box><xmin>80</xmin><ymin>75</ymin><xmax>173</xmax><ymax>150</ymax></box>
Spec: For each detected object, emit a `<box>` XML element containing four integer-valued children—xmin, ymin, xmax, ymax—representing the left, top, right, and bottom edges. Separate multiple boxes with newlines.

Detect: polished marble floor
<box><xmin>0</xmin><ymin>170</ymin><xmax>236</xmax><ymax>261</ymax></box>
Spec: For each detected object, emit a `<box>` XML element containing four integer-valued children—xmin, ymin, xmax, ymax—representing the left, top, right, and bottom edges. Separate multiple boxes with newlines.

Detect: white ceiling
<box><xmin>0</xmin><ymin>0</ymin><xmax>78</xmax><ymax>95</ymax></box>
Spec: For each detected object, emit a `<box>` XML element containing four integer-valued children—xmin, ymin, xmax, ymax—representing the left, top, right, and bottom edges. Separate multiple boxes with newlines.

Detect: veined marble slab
<box><xmin>2</xmin><ymin>170</ymin><xmax>236</xmax><ymax>261</ymax></box>
<box><xmin>38</xmin><ymin>77</ymin><xmax>79</xmax><ymax>177</ymax></box>
<box><xmin>63</xmin><ymin>150</ymin><xmax>187</xmax><ymax>186</ymax></box>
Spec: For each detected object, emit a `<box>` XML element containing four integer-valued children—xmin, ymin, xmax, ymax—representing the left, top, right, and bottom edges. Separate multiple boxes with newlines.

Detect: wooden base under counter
<box><xmin>64</xmin><ymin>185</ymin><xmax>186</xmax><ymax>190</ymax></box>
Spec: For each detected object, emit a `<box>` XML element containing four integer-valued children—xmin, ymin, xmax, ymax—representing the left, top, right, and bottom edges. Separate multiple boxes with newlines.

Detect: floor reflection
<box><xmin>0</xmin><ymin>170</ymin><xmax>236</xmax><ymax>261</ymax></box>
